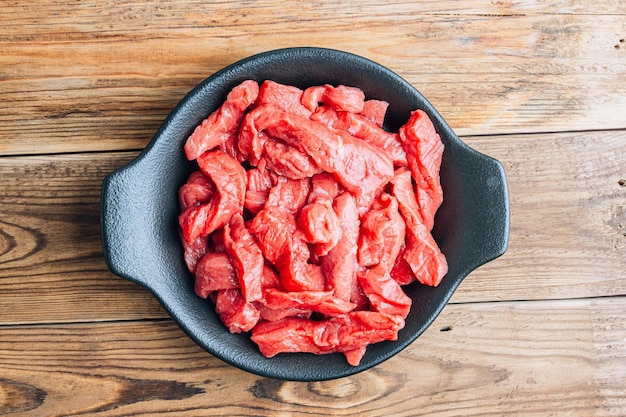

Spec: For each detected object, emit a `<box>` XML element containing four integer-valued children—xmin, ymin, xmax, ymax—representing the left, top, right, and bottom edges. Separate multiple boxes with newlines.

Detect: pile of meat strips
<box><xmin>177</xmin><ymin>79</ymin><xmax>447</xmax><ymax>365</ymax></box>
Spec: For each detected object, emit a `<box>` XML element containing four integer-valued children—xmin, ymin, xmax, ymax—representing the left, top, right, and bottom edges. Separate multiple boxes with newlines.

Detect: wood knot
<box><xmin>248</xmin><ymin>368</ymin><xmax>405</xmax><ymax>409</ymax></box>
<box><xmin>0</xmin><ymin>378</ymin><xmax>46</xmax><ymax>415</ymax></box>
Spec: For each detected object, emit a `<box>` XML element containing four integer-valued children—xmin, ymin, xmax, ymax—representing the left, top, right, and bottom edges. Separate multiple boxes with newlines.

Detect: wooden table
<box><xmin>1</xmin><ymin>1</ymin><xmax>625</xmax><ymax>415</ymax></box>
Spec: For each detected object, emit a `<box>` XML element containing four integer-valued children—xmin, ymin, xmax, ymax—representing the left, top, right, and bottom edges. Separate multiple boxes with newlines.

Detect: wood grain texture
<box><xmin>1</xmin><ymin>1</ymin><xmax>625</xmax><ymax>415</ymax></box>
<box><xmin>1</xmin><ymin>130</ymin><xmax>624</xmax><ymax>324</ymax></box>
<box><xmin>0</xmin><ymin>152</ymin><xmax>165</xmax><ymax>324</ymax></box>
<box><xmin>452</xmin><ymin>129</ymin><xmax>626</xmax><ymax>303</ymax></box>
<box><xmin>1</xmin><ymin>1</ymin><xmax>625</xmax><ymax>156</ymax></box>
<box><xmin>0</xmin><ymin>296</ymin><xmax>624</xmax><ymax>416</ymax></box>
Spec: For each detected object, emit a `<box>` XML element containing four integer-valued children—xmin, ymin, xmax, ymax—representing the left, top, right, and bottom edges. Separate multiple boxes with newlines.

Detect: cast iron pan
<box><xmin>101</xmin><ymin>47</ymin><xmax>510</xmax><ymax>381</ymax></box>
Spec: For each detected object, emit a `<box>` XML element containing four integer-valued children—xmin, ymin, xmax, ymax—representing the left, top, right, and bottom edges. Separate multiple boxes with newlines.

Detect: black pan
<box><xmin>101</xmin><ymin>47</ymin><xmax>510</xmax><ymax>381</ymax></box>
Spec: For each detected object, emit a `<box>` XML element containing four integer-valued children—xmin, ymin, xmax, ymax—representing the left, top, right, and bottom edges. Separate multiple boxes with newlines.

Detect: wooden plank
<box><xmin>1</xmin><ymin>3</ymin><xmax>625</xmax><ymax>155</ymax></box>
<box><xmin>1</xmin><ymin>129</ymin><xmax>624</xmax><ymax>324</ymax></box>
<box><xmin>451</xmin><ymin>129</ymin><xmax>626</xmax><ymax>303</ymax></box>
<box><xmin>0</xmin><ymin>296</ymin><xmax>623</xmax><ymax>416</ymax></box>
<box><xmin>0</xmin><ymin>152</ymin><xmax>166</xmax><ymax>324</ymax></box>
<box><xmin>1</xmin><ymin>0</ymin><xmax>623</xmax><ymax>40</ymax></box>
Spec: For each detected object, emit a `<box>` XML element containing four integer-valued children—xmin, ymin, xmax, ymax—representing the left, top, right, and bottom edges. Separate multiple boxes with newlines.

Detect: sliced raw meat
<box><xmin>392</xmin><ymin>169</ymin><xmax>447</xmax><ymax>287</ymax></box>
<box><xmin>250</xmin><ymin>206</ymin><xmax>324</xmax><ymax>292</ymax></box>
<box><xmin>223</xmin><ymin>213</ymin><xmax>264</xmax><ymax>302</ymax></box>
<box><xmin>244</xmin><ymin>167</ymin><xmax>275</xmax><ymax>215</ymax></box>
<box><xmin>215</xmin><ymin>289</ymin><xmax>260</xmax><ymax>333</ymax></box>
<box><xmin>336</xmin><ymin>111</ymin><xmax>407</xmax><ymax>167</ymax></box>
<box><xmin>265</xmin><ymin>176</ymin><xmax>310</xmax><ymax>215</ymax></box>
<box><xmin>194</xmin><ymin>252</ymin><xmax>238</xmax><ymax>298</ymax></box>
<box><xmin>262</xmin><ymin>137</ymin><xmax>322</xmax><ymax>179</ymax></box>
<box><xmin>177</xmin><ymin>80</ymin><xmax>448</xmax><ymax>366</ymax></box>
<box><xmin>247</xmin><ymin>104</ymin><xmax>393</xmax><ymax>210</ymax></box>
<box><xmin>178</xmin><ymin>150</ymin><xmax>246</xmax><ymax>242</ymax></box>
<box><xmin>180</xmin><ymin>233</ymin><xmax>210</xmax><ymax>274</ymax></box>
<box><xmin>184</xmin><ymin>80</ymin><xmax>259</xmax><ymax>160</ymax></box>
<box><xmin>298</xmin><ymin>173</ymin><xmax>342</xmax><ymax>256</ymax></box>
<box><xmin>178</xmin><ymin>171</ymin><xmax>214</xmax><ymax>211</ymax></box>
<box><xmin>320</xmin><ymin>192</ymin><xmax>360</xmax><ymax>301</ymax></box>
<box><xmin>398</xmin><ymin>109</ymin><xmax>444</xmax><ymax>231</ymax></box>
<box><xmin>357</xmin><ymin>193</ymin><xmax>405</xmax><ymax>272</ymax></box>
<box><xmin>357</xmin><ymin>264</ymin><xmax>412</xmax><ymax>318</ymax></box>
<box><xmin>301</xmin><ymin>84</ymin><xmax>365</xmax><ymax>113</ymax></box>
<box><xmin>390</xmin><ymin>253</ymin><xmax>416</xmax><ymax>286</ymax></box>
<box><xmin>255</xmin><ymin>302</ymin><xmax>312</xmax><ymax>322</ymax></box>
<box><xmin>255</xmin><ymin>80</ymin><xmax>312</xmax><ymax>118</ymax></box>
<box><xmin>297</xmin><ymin>201</ymin><xmax>341</xmax><ymax>252</ymax></box>
<box><xmin>359</xmin><ymin>99</ymin><xmax>389</xmax><ymax>127</ymax></box>
<box><xmin>250</xmin><ymin>311</ymin><xmax>405</xmax><ymax>362</ymax></box>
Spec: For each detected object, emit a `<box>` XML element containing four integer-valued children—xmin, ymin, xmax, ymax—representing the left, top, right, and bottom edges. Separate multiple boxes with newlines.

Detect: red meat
<box><xmin>178</xmin><ymin>150</ymin><xmax>246</xmax><ymax>242</ymax></box>
<box><xmin>357</xmin><ymin>193</ymin><xmax>406</xmax><ymax>272</ymax></box>
<box><xmin>265</xmin><ymin>176</ymin><xmax>310</xmax><ymax>216</ymax></box>
<box><xmin>256</xmin><ymin>80</ymin><xmax>312</xmax><ymax>119</ymax></box>
<box><xmin>178</xmin><ymin>171</ymin><xmax>214</xmax><ymax>211</ymax></box>
<box><xmin>390</xmin><ymin>254</ymin><xmax>416</xmax><ymax>286</ymax></box>
<box><xmin>194</xmin><ymin>252</ymin><xmax>238</xmax><ymax>298</ymax></box>
<box><xmin>320</xmin><ymin>192</ymin><xmax>360</xmax><ymax>301</ymax></box>
<box><xmin>247</xmin><ymin>104</ymin><xmax>394</xmax><ymax>210</ymax></box>
<box><xmin>262</xmin><ymin>137</ymin><xmax>322</xmax><ymax>180</ymax></box>
<box><xmin>178</xmin><ymin>171</ymin><xmax>215</xmax><ymax>273</ymax></box>
<box><xmin>301</xmin><ymin>84</ymin><xmax>365</xmax><ymax>113</ymax></box>
<box><xmin>179</xmin><ymin>233</ymin><xmax>210</xmax><ymax>275</ymax></box>
<box><xmin>250</xmin><ymin>311</ymin><xmax>405</xmax><ymax>363</ymax></box>
<box><xmin>309</xmin><ymin>105</ymin><xmax>341</xmax><ymax>129</ymax></box>
<box><xmin>310</xmin><ymin>105</ymin><xmax>406</xmax><ymax>167</ymax></box>
<box><xmin>398</xmin><ymin>109</ymin><xmax>444</xmax><ymax>231</ymax></box>
<box><xmin>359</xmin><ymin>99</ymin><xmax>389</xmax><ymax>127</ymax></box>
<box><xmin>336</xmin><ymin>111</ymin><xmax>407</xmax><ymax>167</ymax></box>
<box><xmin>392</xmin><ymin>169</ymin><xmax>447</xmax><ymax>287</ymax></box>
<box><xmin>297</xmin><ymin>202</ymin><xmax>341</xmax><ymax>254</ymax></box>
<box><xmin>298</xmin><ymin>174</ymin><xmax>342</xmax><ymax>257</ymax></box>
<box><xmin>178</xmin><ymin>80</ymin><xmax>448</xmax><ymax>365</ymax></box>
<box><xmin>357</xmin><ymin>264</ymin><xmax>412</xmax><ymax>318</ymax></box>
<box><xmin>215</xmin><ymin>289</ymin><xmax>260</xmax><ymax>333</ymax></box>
<box><xmin>249</xmin><ymin>206</ymin><xmax>324</xmax><ymax>292</ymax></box>
<box><xmin>255</xmin><ymin>303</ymin><xmax>312</xmax><ymax>322</ymax></box>
<box><xmin>244</xmin><ymin>167</ymin><xmax>275</xmax><ymax>215</ymax></box>
<box><xmin>184</xmin><ymin>80</ymin><xmax>259</xmax><ymax>161</ymax></box>
<box><xmin>223</xmin><ymin>213</ymin><xmax>264</xmax><ymax>302</ymax></box>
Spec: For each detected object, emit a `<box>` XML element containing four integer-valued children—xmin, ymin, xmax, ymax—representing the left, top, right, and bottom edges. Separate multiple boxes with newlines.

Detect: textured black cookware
<box><xmin>101</xmin><ymin>47</ymin><xmax>510</xmax><ymax>381</ymax></box>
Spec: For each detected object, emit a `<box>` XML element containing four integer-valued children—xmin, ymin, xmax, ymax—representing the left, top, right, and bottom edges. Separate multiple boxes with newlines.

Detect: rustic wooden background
<box><xmin>1</xmin><ymin>1</ymin><xmax>625</xmax><ymax>416</ymax></box>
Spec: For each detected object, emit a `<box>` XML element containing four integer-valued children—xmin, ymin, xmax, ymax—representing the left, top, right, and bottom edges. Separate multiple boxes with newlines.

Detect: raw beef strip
<box><xmin>262</xmin><ymin>137</ymin><xmax>322</xmax><ymax>180</ymax></box>
<box><xmin>184</xmin><ymin>80</ymin><xmax>259</xmax><ymax>160</ymax></box>
<box><xmin>320</xmin><ymin>192</ymin><xmax>360</xmax><ymax>301</ymax></box>
<box><xmin>215</xmin><ymin>288</ymin><xmax>260</xmax><ymax>333</ymax></box>
<box><xmin>301</xmin><ymin>84</ymin><xmax>365</xmax><ymax>113</ymax></box>
<box><xmin>359</xmin><ymin>99</ymin><xmax>389</xmax><ymax>127</ymax></box>
<box><xmin>398</xmin><ymin>109</ymin><xmax>444</xmax><ymax>231</ymax></box>
<box><xmin>178</xmin><ymin>171</ymin><xmax>214</xmax><ymax>211</ymax></box>
<box><xmin>336</xmin><ymin>111</ymin><xmax>407</xmax><ymax>167</ymax></box>
<box><xmin>255</xmin><ymin>80</ymin><xmax>312</xmax><ymax>118</ymax></box>
<box><xmin>251</xmin><ymin>311</ymin><xmax>405</xmax><ymax>363</ymax></box>
<box><xmin>391</xmin><ymin>169</ymin><xmax>447</xmax><ymax>287</ymax></box>
<box><xmin>297</xmin><ymin>173</ymin><xmax>342</xmax><ymax>256</ymax></box>
<box><xmin>178</xmin><ymin>150</ymin><xmax>246</xmax><ymax>242</ymax></box>
<box><xmin>357</xmin><ymin>193</ymin><xmax>406</xmax><ymax>273</ymax></box>
<box><xmin>357</xmin><ymin>264</ymin><xmax>412</xmax><ymax>318</ymax></box>
<box><xmin>244</xmin><ymin>167</ymin><xmax>275</xmax><ymax>215</ymax></box>
<box><xmin>250</xmin><ymin>206</ymin><xmax>324</xmax><ymax>292</ymax></box>
<box><xmin>194</xmin><ymin>252</ymin><xmax>238</xmax><ymax>298</ymax></box>
<box><xmin>223</xmin><ymin>213</ymin><xmax>264</xmax><ymax>302</ymax></box>
<box><xmin>245</xmin><ymin>104</ymin><xmax>394</xmax><ymax>210</ymax></box>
